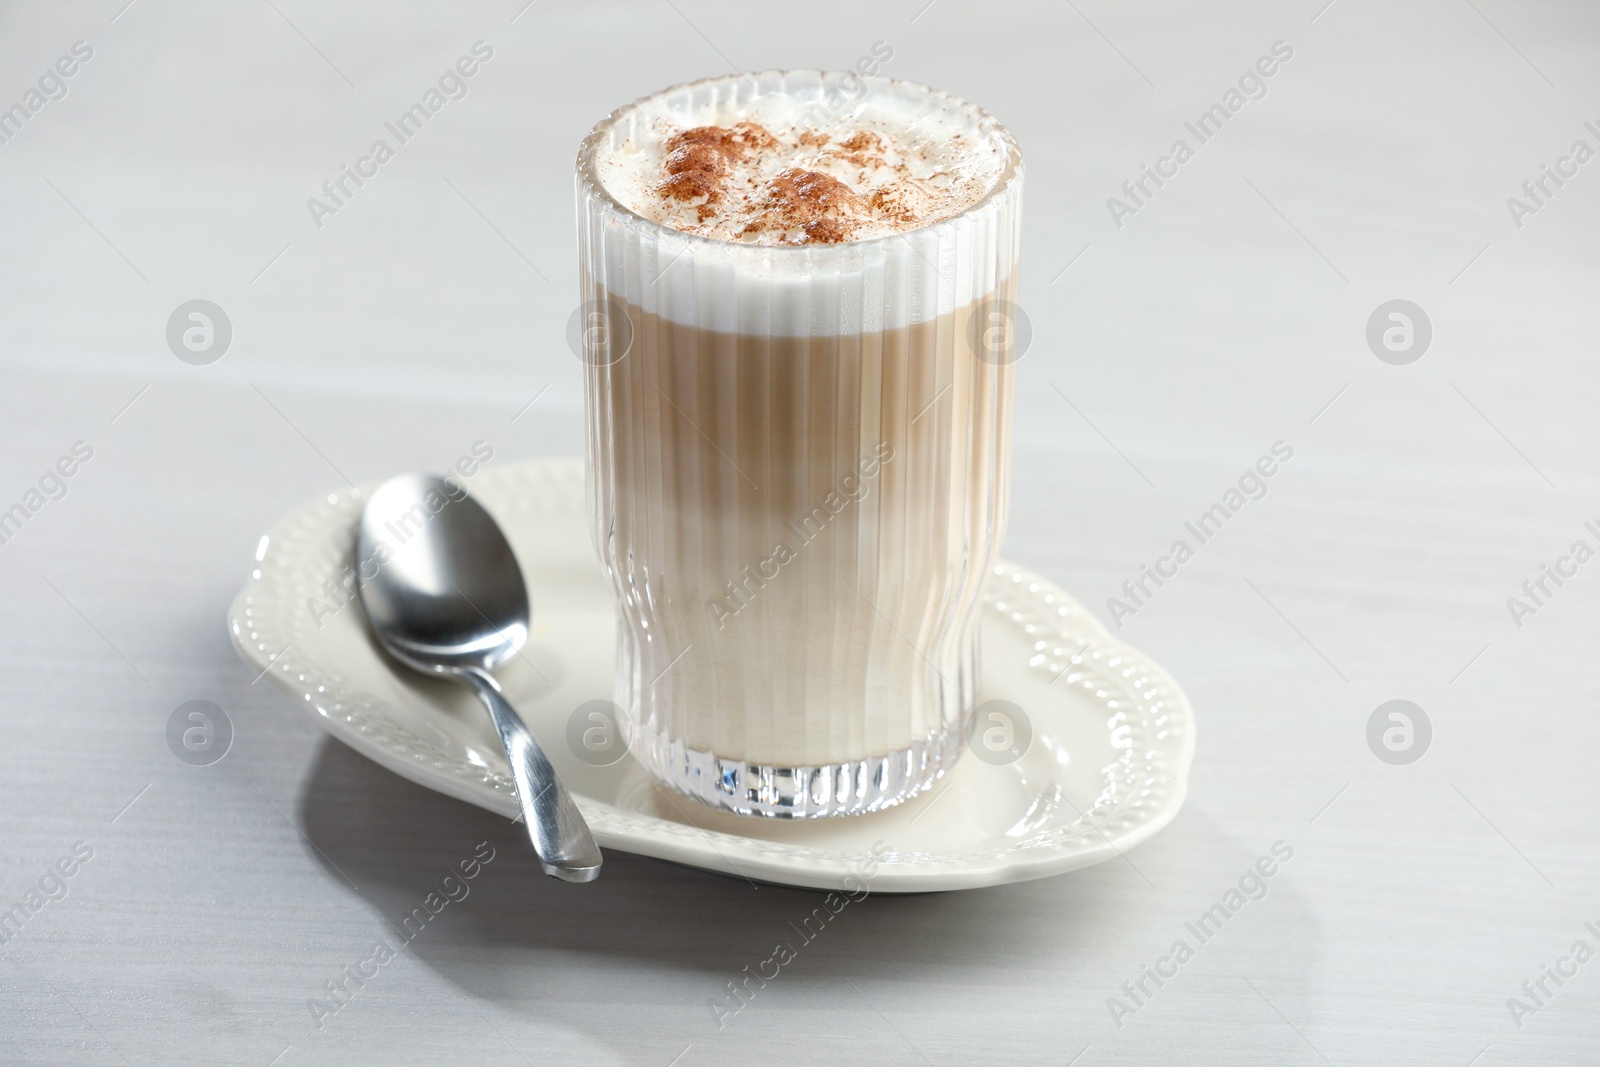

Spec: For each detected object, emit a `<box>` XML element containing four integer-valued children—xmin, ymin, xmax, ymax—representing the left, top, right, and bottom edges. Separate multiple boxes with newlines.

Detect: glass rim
<box><xmin>574</xmin><ymin>69</ymin><xmax>1024</xmax><ymax>257</ymax></box>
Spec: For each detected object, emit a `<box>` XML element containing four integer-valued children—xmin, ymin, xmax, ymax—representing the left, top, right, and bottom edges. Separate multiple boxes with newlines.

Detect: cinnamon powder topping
<box><xmin>738</xmin><ymin>168</ymin><xmax>869</xmax><ymax>244</ymax></box>
<box><xmin>599</xmin><ymin>102</ymin><xmax>1006</xmax><ymax>246</ymax></box>
<box><xmin>656</xmin><ymin>124</ymin><xmax>780</xmax><ymax>220</ymax></box>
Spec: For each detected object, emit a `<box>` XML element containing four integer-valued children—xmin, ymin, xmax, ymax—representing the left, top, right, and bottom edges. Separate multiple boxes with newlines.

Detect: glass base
<box><xmin>636</xmin><ymin>717</ymin><xmax>966</xmax><ymax>819</ymax></box>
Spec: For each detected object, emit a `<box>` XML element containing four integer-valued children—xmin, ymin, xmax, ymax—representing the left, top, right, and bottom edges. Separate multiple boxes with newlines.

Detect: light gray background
<box><xmin>2</xmin><ymin>0</ymin><xmax>1597</xmax><ymax>1063</ymax></box>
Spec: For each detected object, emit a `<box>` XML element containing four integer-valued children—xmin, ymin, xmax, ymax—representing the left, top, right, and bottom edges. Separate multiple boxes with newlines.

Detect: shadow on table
<box><xmin>298</xmin><ymin>736</ymin><xmax>1319</xmax><ymax>1058</ymax></box>
<box><xmin>294</xmin><ymin>734</ymin><xmax>1148</xmax><ymax>964</ymax></box>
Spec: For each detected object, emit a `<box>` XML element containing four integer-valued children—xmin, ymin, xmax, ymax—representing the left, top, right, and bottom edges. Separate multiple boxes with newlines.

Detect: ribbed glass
<box><xmin>576</xmin><ymin>71</ymin><xmax>1023</xmax><ymax>817</ymax></box>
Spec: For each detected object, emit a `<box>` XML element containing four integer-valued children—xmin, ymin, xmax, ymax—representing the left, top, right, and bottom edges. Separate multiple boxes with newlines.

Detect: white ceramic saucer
<box><xmin>228</xmin><ymin>460</ymin><xmax>1194</xmax><ymax>892</ymax></box>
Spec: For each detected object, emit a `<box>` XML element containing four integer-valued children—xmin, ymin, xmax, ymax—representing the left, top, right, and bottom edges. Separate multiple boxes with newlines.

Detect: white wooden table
<box><xmin>2</xmin><ymin>1</ymin><xmax>1596</xmax><ymax>1063</ymax></box>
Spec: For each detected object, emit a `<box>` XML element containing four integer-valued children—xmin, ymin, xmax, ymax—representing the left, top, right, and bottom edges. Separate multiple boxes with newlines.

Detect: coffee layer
<box><xmin>586</xmin><ymin>282</ymin><xmax>1016</xmax><ymax>767</ymax></box>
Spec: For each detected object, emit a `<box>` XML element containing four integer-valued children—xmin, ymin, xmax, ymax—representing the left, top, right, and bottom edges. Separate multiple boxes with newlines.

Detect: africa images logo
<box><xmin>305</xmin><ymin>42</ymin><xmax>495</xmax><ymax>229</ymax></box>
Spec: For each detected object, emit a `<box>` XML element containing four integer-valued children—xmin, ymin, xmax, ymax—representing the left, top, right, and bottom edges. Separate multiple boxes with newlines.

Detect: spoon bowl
<box><xmin>356</xmin><ymin>475</ymin><xmax>526</xmax><ymax>674</ymax></box>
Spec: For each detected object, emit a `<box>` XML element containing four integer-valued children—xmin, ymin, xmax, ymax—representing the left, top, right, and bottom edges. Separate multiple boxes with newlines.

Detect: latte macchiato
<box><xmin>576</xmin><ymin>71</ymin><xmax>1023</xmax><ymax>817</ymax></box>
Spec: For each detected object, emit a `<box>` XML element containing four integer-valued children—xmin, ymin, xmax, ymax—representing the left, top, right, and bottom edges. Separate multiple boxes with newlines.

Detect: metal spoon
<box><xmin>355</xmin><ymin>473</ymin><xmax>602</xmax><ymax>883</ymax></box>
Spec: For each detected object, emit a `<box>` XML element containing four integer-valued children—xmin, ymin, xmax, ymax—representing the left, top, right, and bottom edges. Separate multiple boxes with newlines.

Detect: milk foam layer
<box><xmin>593</xmin><ymin>86</ymin><xmax>1008</xmax><ymax>245</ymax></box>
<box><xmin>578</xmin><ymin>72</ymin><xmax>1024</xmax><ymax>335</ymax></box>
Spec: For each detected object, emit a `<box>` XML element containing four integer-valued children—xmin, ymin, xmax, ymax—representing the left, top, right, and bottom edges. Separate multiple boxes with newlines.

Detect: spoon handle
<box><xmin>461</xmin><ymin>669</ymin><xmax>603</xmax><ymax>883</ymax></box>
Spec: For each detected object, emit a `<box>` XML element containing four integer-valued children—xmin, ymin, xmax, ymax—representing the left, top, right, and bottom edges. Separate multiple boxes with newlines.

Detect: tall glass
<box><xmin>576</xmin><ymin>71</ymin><xmax>1023</xmax><ymax>817</ymax></box>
